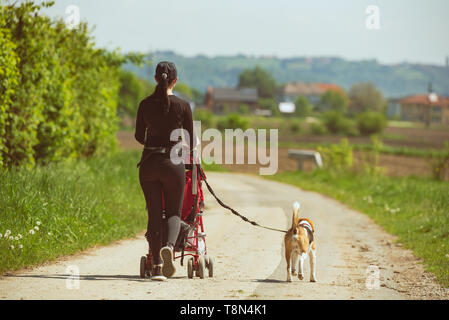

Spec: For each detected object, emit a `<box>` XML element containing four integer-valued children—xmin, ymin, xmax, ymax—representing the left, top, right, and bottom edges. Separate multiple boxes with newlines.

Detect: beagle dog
<box><xmin>284</xmin><ymin>201</ymin><xmax>317</xmax><ymax>282</ymax></box>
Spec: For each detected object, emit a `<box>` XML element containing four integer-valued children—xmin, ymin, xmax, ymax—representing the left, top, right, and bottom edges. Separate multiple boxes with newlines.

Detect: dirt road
<box><xmin>1</xmin><ymin>172</ymin><xmax>447</xmax><ymax>300</ymax></box>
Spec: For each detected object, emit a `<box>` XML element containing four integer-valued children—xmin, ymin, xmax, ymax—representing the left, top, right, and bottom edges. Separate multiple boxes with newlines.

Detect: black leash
<box><xmin>199</xmin><ymin>170</ymin><xmax>288</xmax><ymax>234</ymax></box>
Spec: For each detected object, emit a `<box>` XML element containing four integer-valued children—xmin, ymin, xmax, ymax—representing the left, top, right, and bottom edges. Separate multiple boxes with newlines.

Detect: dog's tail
<box><xmin>292</xmin><ymin>201</ymin><xmax>301</xmax><ymax>228</ymax></box>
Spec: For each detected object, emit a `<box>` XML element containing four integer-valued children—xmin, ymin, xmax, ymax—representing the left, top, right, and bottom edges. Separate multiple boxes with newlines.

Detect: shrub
<box><xmin>295</xmin><ymin>96</ymin><xmax>311</xmax><ymax>117</ymax></box>
<box><xmin>289</xmin><ymin>119</ymin><xmax>302</xmax><ymax>133</ymax></box>
<box><xmin>258</xmin><ymin>98</ymin><xmax>280</xmax><ymax>116</ymax></box>
<box><xmin>0</xmin><ymin>2</ymin><xmax>136</xmax><ymax>167</ymax></box>
<box><xmin>0</xmin><ymin>11</ymin><xmax>20</xmax><ymax>167</ymax></box>
<box><xmin>117</xmin><ymin>71</ymin><xmax>152</xmax><ymax>117</ymax></box>
<box><xmin>238</xmin><ymin>104</ymin><xmax>250</xmax><ymax>115</ymax></box>
<box><xmin>323</xmin><ymin>111</ymin><xmax>358</xmax><ymax>135</ymax></box>
<box><xmin>360</xmin><ymin>136</ymin><xmax>385</xmax><ymax>175</ymax></box>
<box><xmin>357</xmin><ymin>111</ymin><xmax>387</xmax><ymax>136</ymax></box>
<box><xmin>317</xmin><ymin>138</ymin><xmax>353</xmax><ymax>171</ymax></box>
<box><xmin>309</xmin><ymin>122</ymin><xmax>328</xmax><ymax>135</ymax></box>
<box><xmin>193</xmin><ymin>108</ymin><xmax>215</xmax><ymax>128</ymax></box>
<box><xmin>217</xmin><ymin>113</ymin><xmax>250</xmax><ymax>131</ymax></box>
<box><xmin>429</xmin><ymin>142</ymin><xmax>449</xmax><ymax>181</ymax></box>
<box><xmin>318</xmin><ymin>90</ymin><xmax>348</xmax><ymax>113</ymax></box>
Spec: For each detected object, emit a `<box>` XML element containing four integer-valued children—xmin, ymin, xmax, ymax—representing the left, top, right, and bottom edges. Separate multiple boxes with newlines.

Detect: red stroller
<box><xmin>139</xmin><ymin>161</ymin><xmax>214</xmax><ymax>279</ymax></box>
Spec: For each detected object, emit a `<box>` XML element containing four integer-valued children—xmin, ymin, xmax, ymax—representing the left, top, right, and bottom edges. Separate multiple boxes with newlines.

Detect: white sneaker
<box><xmin>160</xmin><ymin>246</ymin><xmax>176</xmax><ymax>278</ymax></box>
<box><xmin>150</xmin><ymin>265</ymin><xmax>167</xmax><ymax>281</ymax></box>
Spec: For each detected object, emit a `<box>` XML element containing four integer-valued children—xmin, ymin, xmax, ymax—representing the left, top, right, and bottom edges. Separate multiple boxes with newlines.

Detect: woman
<box><xmin>135</xmin><ymin>61</ymin><xmax>194</xmax><ymax>281</ymax></box>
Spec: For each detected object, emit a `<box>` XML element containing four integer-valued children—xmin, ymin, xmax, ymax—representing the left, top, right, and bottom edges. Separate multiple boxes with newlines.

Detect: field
<box><xmin>118</xmin><ymin>121</ymin><xmax>448</xmax><ymax>179</ymax></box>
<box><xmin>278</xmin><ymin>125</ymin><xmax>449</xmax><ymax>150</ymax></box>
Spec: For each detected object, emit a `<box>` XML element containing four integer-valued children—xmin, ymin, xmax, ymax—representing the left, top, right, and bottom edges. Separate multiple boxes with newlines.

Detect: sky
<box><xmin>40</xmin><ymin>0</ymin><xmax>449</xmax><ymax>66</ymax></box>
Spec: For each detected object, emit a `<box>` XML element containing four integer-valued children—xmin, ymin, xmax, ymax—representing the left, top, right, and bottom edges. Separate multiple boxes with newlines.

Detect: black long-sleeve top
<box><xmin>135</xmin><ymin>95</ymin><xmax>194</xmax><ymax>152</ymax></box>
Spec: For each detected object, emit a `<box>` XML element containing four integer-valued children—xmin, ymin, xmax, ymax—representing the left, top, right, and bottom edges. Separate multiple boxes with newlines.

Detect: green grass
<box><xmin>387</xmin><ymin>120</ymin><xmax>423</xmax><ymax>128</ymax></box>
<box><xmin>0</xmin><ymin>150</ymin><xmax>146</xmax><ymax>274</ymax></box>
<box><xmin>201</xmin><ymin>161</ymin><xmax>229</xmax><ymax>172</ymax></box>
<box><xmin>278</xmin><ymin>141</ymin><xmax>443</xmax><ymax>158</ymax></box>
<box><xmin>380</xmin><ymin>133</ymin><xmax>407</xmax><ymax>141</ymax></box>
<box><xmin>267</xmin><ymin>169</ymin><xmax>449</xmax><ymax>287</ymax></box>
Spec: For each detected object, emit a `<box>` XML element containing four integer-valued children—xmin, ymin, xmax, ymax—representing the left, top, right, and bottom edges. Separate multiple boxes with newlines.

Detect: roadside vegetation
<box><xmin>268</xmin><ymin>169</ymin><xmax>449</xmax><ymax>287</ymax></box>
<box><xmin>0</xmin><ymin>151</ymin><xmax>146</xmax><ymax>274</ymax></box>
<box><xmin>0</xmin><ymin>2</ymin><xmax>143</xmax><ymax>168</ymax></box>
<box><xmin>266</xmin><ymin>139</ymin><xmax>449</xmax><ymax>287</ymax></box>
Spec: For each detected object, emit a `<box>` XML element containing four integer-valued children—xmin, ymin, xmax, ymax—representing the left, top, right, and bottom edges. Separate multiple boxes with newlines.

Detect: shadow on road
<box><xmin>4</xmin><ymin>274</ymin><xmax>185</xmax><ymax>282</ymax></box>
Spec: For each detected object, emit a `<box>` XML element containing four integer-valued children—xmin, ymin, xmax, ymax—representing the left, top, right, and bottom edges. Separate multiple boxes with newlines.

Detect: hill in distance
<box><xmin>126</xmin><ymin>51</ymin><xmax>449</xmax><ymax>98</ymax></box>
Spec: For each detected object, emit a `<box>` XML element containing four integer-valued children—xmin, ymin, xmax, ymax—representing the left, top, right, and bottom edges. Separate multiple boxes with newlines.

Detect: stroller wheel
<box><xmin>140</xmin><ymin>256</ymin><xmax>147</xmax><ymax>279</ymax></box>
<box><xmin>197</xmin><ymin>256</ymin><xmax>205</xmax><ymax>279</ymax></box>
<box><xmin>187</xmin><ymin>257</ymin><xmax>194</xmax><ymax>279</ymax></box>
<box><xmin>207</xmin><ymin>256</ymin><xmax>214</xmax><ymax>278</ymax></box>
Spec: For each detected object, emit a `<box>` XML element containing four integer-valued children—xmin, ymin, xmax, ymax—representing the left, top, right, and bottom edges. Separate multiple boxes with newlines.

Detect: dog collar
<box><xmin>299</xmin><ymin>220</ymin><xmax>313</xmax><ymax>232</ymax></box>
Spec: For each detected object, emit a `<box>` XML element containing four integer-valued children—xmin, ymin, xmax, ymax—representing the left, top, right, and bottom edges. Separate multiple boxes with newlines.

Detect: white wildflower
<box><xmin>18</xmin><ymin>234</ymin><xmax>22</xmax><ymax>239</ymax></box>
<box><xmin>10</xmin><ymin>245</ymin><xmax>14</xmax><ymax>250</ymax></box>
<box><xmin>19</xmin><ymin>244</ymin><xmax>23</xmax><ymax>249</ymax></box>
<box><xmin>15</xmin><ymin>236</ymin><xmax>19</xmax><ymax>241</ymax></box>
<box><xmin>36</xmin><ymin>221</ymin><xmax>41</xmax><ymax>226</ymax></box>
<box><xmin>29</xmin><ymin>229</ymin><xmax>35</xmax><ymax>235</ymax></box>
<box><xmin>5</xmin><ymin>230</ymin><xmax>11</xmax><ymax>237</ymax></box>
<box><xmin>363</xmin><ymin>196</ymin><xmax>373</xmax><ymax>204</ymax></box>
<box><xmin>48</xmin><ymin>232</ymin><xmax>52</xmax><ymax>236</ymax></box>
<box><xmin>9</xmin><ymin>236</ymin><xmax>13</xmax><ymax>240</ymax></box>
<box><xmin>34</xmin><ymin>226</ymin><xmax>39</xmax><ymax>231</ymax></box>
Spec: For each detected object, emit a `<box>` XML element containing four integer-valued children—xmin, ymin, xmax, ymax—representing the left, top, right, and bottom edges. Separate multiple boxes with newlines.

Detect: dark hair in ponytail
<box><xmin>153</xmin><ymin>61</ymin><xmax>177</xmax><ymax>115</ymax></box>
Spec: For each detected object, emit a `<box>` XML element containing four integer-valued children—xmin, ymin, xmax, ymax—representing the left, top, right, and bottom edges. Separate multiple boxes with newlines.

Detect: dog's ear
<box><xmin>292</xmin><ymin>201</ymin><xmax>301</xmax><ymax>227</ymax></box>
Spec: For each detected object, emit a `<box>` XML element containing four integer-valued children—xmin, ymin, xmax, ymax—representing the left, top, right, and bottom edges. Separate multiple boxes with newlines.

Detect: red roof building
<box><xmin>278</xmin><ymin>82</ymin><xmax>346</xmax><ymax>111</ymax></box>
<box><xmin>399</xmin><ymin>94</ymin><xmax>449</xmax><ymax>125</ymax></box>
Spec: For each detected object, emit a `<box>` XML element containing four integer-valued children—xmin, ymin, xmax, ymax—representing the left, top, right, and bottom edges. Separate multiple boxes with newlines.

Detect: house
<box><xmin>204</xmin><ymin>87</ymin><xmax>259</xmax><ymax>114</ymax></box>
<box><xmin>277</xmin><ymin>82</ymin><xmax>346</xmax><ymax>113</ymax></box>
<box><xmin>398</xmin><ymin>93</ymin><xmax>449</xmax><ymax>125</ymax></box>
<box><xmin>386</xmin><ymin>98</ymin><xmax>401</xmax><ymax>119</ymax></box>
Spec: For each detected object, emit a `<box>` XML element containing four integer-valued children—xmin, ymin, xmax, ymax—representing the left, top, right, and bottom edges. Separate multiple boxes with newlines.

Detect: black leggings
<box><xmin>139</xmin><ymin>152</ymin><xmax>185</xmax><ymax>265</ymax></box>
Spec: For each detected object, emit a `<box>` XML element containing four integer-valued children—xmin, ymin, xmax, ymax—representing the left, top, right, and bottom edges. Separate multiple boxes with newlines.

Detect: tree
<box><xmin>357</xmin><ymin>111</ymin><xmax>387</xmax><ymax>136</ymax></box>
<box><xmin>138</xmin><ymin>77</ymin><xmax>155</xmax><ymax>98</ymax></box>
<box><xmin>318</xmin><ymin>90</ymin><xmax>348</xmax><ymax>113</ymax></box>
<box><xmin>258</xmin><ymin>98</ymin><xmax>280</xmax><ymax>116</ymax></box>
<box><xmin>348</xmin><ymin>83</ymin><xmax>384</xmax><ymax>114</ymax></box>
<box><xmin>294</xmin><ymin>95</ymin><xmax>312</xmax><ymax>117</ymax></box>
<box><xmin>191</xmin><ymin>87</ymin><xmax>204</xmax><ymax>105</ymax></box>
<box><xmin>238</xmin><ymin>104</ymin><xmax>250</xmax><ymax>115</ymax></box>
<box><xmin>118</xmin><ymin>71</ymin><xmax>155</xmax><ymax>117</ymax></box>
<box><xmin>175</xmin><ymin>82</ymin><xmax>193</xmax><ymax>100</ymax></box>
<box><xmin>0</xmin><ymin>10</ymin><xmax>20</xmax><ymax>167</ymax></box>
<box><xmin>118</xmin><ymin>71</ymin><xmax>144</xmax><ymax>116</ymax></box>
<box><xmin>238</xmin><ymin>66</ymin><xmax>277</xmax><ymax>99</ymax></box>
<box><xmin>323</xmin><ymin>111</ymin><xmax>358</xmax><ymax>135</ymax></box>
<box><xmin>0</xmin><ymin>1</ymin><xmax>139</xmax><ymax>167</ymax></box>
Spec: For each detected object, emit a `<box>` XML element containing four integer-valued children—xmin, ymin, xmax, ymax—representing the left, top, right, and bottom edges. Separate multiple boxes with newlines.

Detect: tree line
<box><xmin>236</xmin><ymin>66</ymin><xmax>387</xmax><ymax>135</ymax></box>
